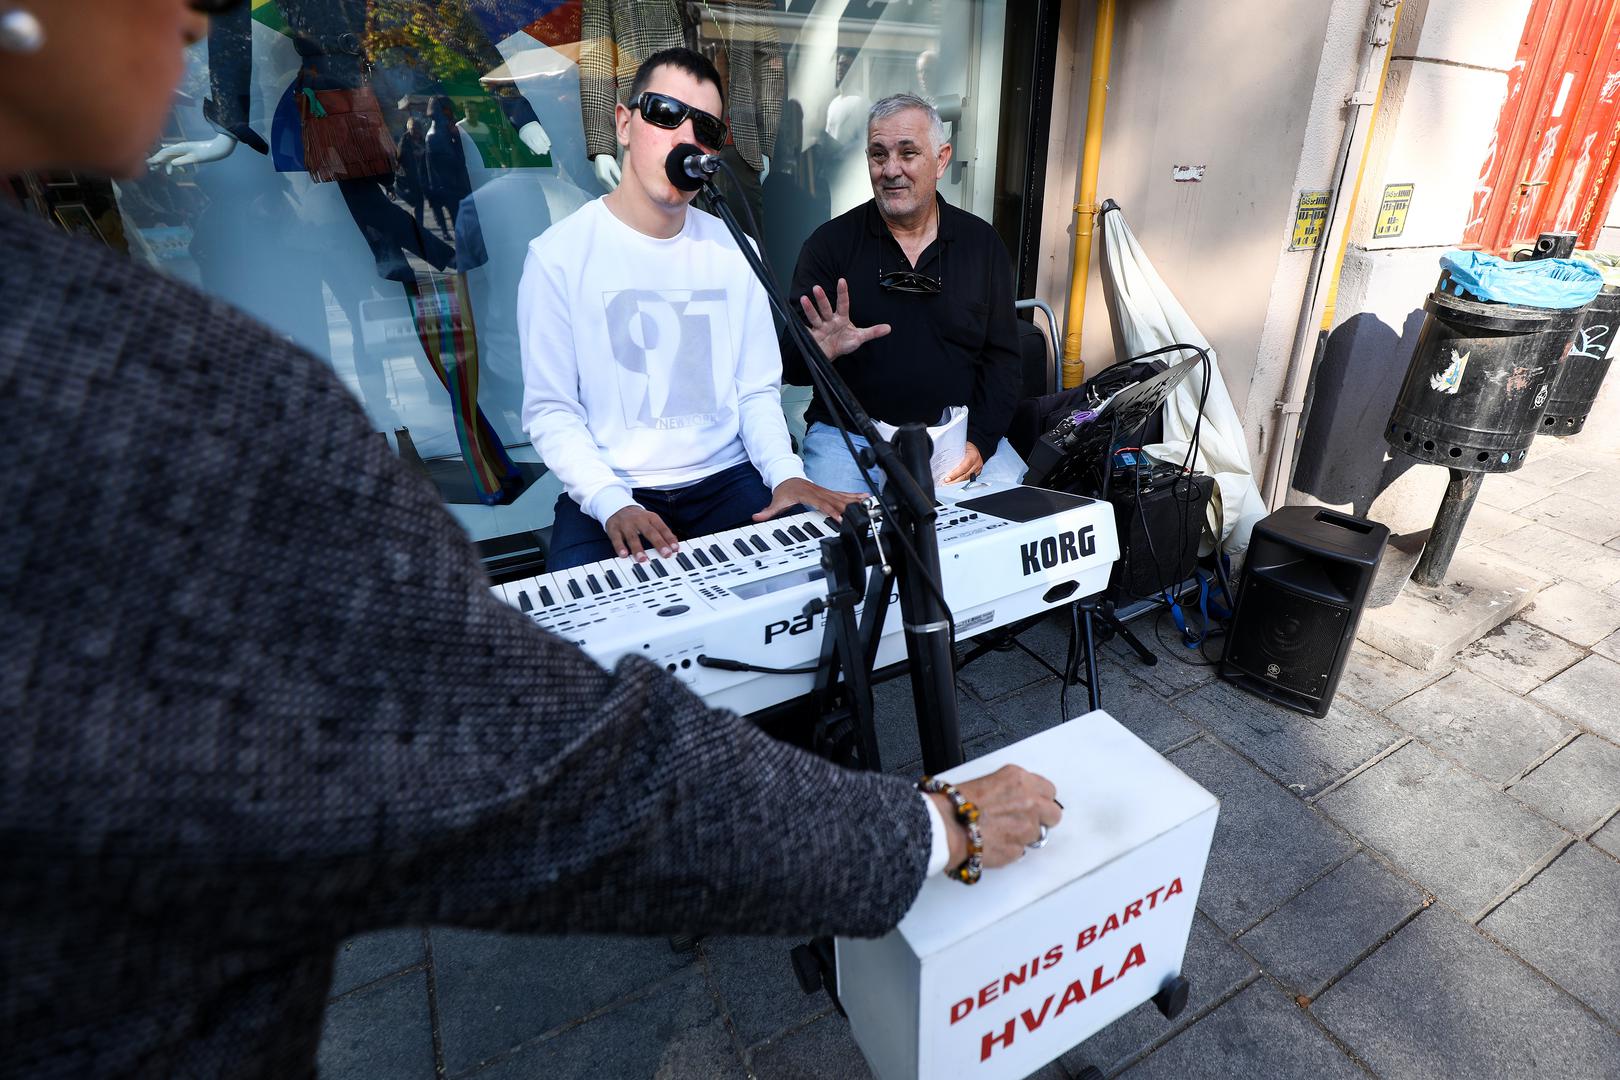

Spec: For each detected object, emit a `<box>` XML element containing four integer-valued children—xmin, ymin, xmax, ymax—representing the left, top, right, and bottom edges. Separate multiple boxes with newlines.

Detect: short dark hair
<box><xmin>626</xmin><ymin>47</ymin><xmax>725</xmax><ymax>109</ymax></box>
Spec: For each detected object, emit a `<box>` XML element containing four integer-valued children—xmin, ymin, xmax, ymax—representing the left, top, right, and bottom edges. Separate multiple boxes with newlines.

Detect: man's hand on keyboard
<box><xmin>754</xmin><ymin>477</ymin><xmax>864</xmax><ymax>523</ymax></box>
<box><xmin>606</xmin><ymin>505</ymin><xmax>679</xmax><ymax>561</ymax></box>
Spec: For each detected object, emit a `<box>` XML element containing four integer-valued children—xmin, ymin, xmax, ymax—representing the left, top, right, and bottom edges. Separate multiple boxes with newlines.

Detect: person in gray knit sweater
<box><xmin>0</xmin><ymin>3</ymin><xmax>1061</xmax><ymax>1077</ymax></box>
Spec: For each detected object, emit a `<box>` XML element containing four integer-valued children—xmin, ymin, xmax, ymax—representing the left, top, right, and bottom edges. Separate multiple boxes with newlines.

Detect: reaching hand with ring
<box><xmin>924</xmin><ymin>764</ymin><xmax>1063</xmax><ymax>876</ymax></box>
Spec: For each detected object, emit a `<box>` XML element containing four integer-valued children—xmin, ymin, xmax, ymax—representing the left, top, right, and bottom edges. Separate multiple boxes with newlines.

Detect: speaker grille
<box><xmin>1226</xmin><ymin>575</ymin><xmax>1349</xmax><ymax>698</ymax></box>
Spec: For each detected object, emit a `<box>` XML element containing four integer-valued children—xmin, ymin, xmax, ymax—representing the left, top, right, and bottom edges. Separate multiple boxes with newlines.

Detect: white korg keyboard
<box><xmin>491</xmin><ymin>480</ymin><xmax>1118</xmax><ymax>715</ymax></box>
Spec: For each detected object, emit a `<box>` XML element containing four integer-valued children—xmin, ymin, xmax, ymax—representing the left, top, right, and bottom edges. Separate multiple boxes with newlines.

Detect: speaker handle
<box><xmin>1314</xmin><ymin>509</ymin><xmax>1376</xmax><ymax>535</ymax></box>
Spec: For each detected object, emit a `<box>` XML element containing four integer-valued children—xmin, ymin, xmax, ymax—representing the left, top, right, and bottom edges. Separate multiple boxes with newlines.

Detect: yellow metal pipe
<box><xmin>1062</xmin><ymin>0</ymin><xmax>1116</xmax><ymax>388</ymax></box>
<box><xmin>1318</xmin><ymin>1</ymin><xmax>1403</xmax><ymax>334</ymax></box>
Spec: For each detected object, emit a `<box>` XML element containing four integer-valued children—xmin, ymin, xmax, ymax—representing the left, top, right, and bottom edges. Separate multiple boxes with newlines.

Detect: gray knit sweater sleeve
<box><xmin>1</xmin><ymin>207</ymin><xmax>927</xmax><ymax>1076</ymax></box>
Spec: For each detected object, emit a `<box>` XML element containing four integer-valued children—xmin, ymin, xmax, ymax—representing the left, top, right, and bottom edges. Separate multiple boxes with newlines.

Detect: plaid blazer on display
<box><xmin>580</xmin><ymin>0</ymin><xmax>785</xmax><ymax>171</ymax></box>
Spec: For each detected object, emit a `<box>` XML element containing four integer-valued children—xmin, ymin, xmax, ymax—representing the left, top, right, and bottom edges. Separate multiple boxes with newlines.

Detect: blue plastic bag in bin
<box><xmin>1438</xmin><ymin>250</ymin><xmax>1603</xmax><ymax>309</ymax></box>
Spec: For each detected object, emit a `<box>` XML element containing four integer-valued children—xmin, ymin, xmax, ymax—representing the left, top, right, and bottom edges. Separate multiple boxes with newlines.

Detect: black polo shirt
<box><xmin>782</xmin><ymin>195</ymin><xmax>1021</xmax><ymax>455</ymax></box>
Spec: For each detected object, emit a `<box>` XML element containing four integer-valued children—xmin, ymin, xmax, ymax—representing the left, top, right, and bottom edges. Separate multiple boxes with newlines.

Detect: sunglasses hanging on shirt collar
<box><xmin>878</xmin><ymin>268</ymin><xmax>942</xmax><ymax>294</ymax></box>
<box><xmin>630</xmin><ymin>91</ymin><xmax>727</xmax><ymax>152</ymax></box>
<box><xmin>878</xmin><ymin>227</ymin><xmax>945</xmax><ymax>294</ymax></box>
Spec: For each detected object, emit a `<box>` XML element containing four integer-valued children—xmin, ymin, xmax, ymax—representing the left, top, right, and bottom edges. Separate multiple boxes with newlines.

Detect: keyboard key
<box><xmin>567</xmin><ymin>579</ymin><xmax>583</xmax><ymax>600</ymax></box>
<box><xmin>539</xmin><ymin>586</ymin><xmax>554</xmax><ymax>607</ymax></box>
<box><xmin>693</xmin><ymin>548</ymin><xmax>711</xmax><ymax>567</ymax></box>
<box><xmin>676</xmin><ymin>552</ymin><xmax>693</xmax><ymax>571</ymax></box>
<box><xmin>787</xmin><ymin>525</ymin><xmax>808</xmax><ymax>543</ymax></box>
<box><xmin>711</xmin><ymin>544</ymin><xmax>730</xmax><ymax>563</ymax></box>
<box><xmin>605</xmin><ymin>570</ymin><xmax>621</xmax><ymax>589</ymax></box>
<box><xmin>802</xmin><ymin>521</ymin><xmax>824</xmax><ymax>538</ymax></box>
<box><xmin>750</xmin><ymin>535</ymin><xmax>769</xmax><ymax>554</ymax></box>
<box><xmin>772</xmin><ymin>528</ymin><xmax>791</xmax><ymax>546</ymax></box>
<box><xmin>652</xmin><ymin>559</ymin><xmax>669</xmax><ymax>578</ymax></box>
<box><xmin>518</xmin><ymin>590</ymin><xmax>533</xmax><ymax>613</ymax></box>
<box><xmin>586</xmin><ymin>574</ymin><xmax>602</xmax><ymax>595</ymax></box>
<box><xmin>633</xmin><ymin>563</ymin><xmax>649</xmax><ymax>582</ymax></box>
<box><xmin>733</xmin><ymin>539</ymin><xmax>752</xmax><ymax>557</ymax></box>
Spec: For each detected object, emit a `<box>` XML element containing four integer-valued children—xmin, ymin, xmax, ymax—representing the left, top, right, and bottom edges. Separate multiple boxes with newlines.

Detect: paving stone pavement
<box><xmin>315</xmin><ymin>447</ymin><xmax>1620</xmax><ymax>1078</ymax></box>
<box><xmin>1381</xmin><ymin>669</ymin><xmax>1573</xmax><ymax>783</ymax></box>
<box><xmin>1484</xmin><ymin>521</ymin><xmax>1620</xmax><ymax>591</ymax></box>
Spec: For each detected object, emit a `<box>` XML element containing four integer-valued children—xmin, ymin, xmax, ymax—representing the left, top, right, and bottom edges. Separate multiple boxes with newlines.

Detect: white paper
<box><xmin>873</xmin><ymin>406</ymin><xmax>969</xmax><ymax>483</ymax></box>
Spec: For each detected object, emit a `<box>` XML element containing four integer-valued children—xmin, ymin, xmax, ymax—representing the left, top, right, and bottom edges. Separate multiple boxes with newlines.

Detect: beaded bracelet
<box><xmin>917</xmin><ymin>775</ymin><xmax>984</xmax><ymax>884</ymax></box>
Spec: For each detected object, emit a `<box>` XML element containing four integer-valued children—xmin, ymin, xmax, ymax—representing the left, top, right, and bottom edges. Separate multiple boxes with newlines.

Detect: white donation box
<box><xmin>836</xmin><ymin>711</ymin><xmax>1219</xmax><ymax>1080</ymax></box>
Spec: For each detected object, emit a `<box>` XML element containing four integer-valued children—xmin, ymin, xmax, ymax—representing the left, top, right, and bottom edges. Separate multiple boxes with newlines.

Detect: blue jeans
<box><xmin>800</xmin><ymin>422</ymin><xmax>885</xmax><ymax>494</ymax></box>
<box><xmin>547</xmin><ymin>461</ymin><xmax>773</xmax><ymax>571</ymax></box>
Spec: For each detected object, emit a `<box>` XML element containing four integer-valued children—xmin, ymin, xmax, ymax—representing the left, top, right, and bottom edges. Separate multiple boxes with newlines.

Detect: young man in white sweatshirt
<box><xmin>518</xmin><ymin>48</ymin><xmax>857</xmax><ymax>571</ymax></box>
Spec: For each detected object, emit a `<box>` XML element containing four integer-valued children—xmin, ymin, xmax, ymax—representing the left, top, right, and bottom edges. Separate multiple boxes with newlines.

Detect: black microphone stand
<box><xmin>691</xmin><ymin>159</ymin><xmax>965</xmax><ymax>776</ymax></box>
<box><xmin>682</xmin><ymin>153</ymin><xmax>963</xmax><ymax>1012</ymax></box>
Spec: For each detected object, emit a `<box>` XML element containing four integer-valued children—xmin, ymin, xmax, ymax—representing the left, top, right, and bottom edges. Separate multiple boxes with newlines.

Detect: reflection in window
<box><xmin>46</xmin><ymin>0</ymin><xmax>1011</xmax><ymax>548</ymax></box>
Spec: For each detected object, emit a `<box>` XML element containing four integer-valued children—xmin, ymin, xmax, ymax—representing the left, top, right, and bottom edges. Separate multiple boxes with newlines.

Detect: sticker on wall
<box><xmin>1430</xmin><ymin>348</ymin><xmax>1469</xmax><ymax>394</ymax></box>
<box><xmin>1374</xmin><ymin>183</ymin><xmax>1415</xmax><ymax>238</ymax></box>
<box><xmin>1290</xmin><ymin>190</ymin><xmax>1331</xmax><ymax>249</ymax></box>
<box><xmin>1171</xmin><ymin>164</ymin><xmax>1206</xmax><ymax>182</ymax></box>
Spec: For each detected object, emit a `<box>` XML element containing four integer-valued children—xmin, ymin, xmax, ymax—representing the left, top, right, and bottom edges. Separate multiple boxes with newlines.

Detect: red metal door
<box><xmin>1464</xmin><ymin>0</ymin><xmax>1620</xmax><ymax>251</ymax></box>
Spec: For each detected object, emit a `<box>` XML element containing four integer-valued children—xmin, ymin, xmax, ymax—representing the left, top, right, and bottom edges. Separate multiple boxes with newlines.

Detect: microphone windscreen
<box><xmin>664</xmin><ymin>143</ymin><xmax>706</xmax><ymax>192</ymax></box>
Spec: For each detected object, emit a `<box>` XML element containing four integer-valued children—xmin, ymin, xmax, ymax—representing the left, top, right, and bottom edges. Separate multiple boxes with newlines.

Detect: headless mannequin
<box><xmin>148</xmin><ymin>0</ymin><xmax>551</xmax><ymax>504</ymax></box>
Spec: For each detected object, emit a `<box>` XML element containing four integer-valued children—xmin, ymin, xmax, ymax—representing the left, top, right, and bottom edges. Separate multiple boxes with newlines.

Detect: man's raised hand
<box><xmin>799</xmin><ymin>278</ymin><xmax>891</xmax><ymax>361</ymax></box>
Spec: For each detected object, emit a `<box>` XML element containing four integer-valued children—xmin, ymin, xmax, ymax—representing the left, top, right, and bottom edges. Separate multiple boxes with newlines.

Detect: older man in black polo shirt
<box><xmin>783</xmin><ymin>93</ymin><xmax>1021</xmax><ymax>490</ymax></box>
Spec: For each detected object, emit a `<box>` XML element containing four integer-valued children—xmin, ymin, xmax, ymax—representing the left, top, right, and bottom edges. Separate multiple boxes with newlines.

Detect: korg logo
<box><xmin>1020</xmin><ymin>526</ymin><xmax>1097</xmax><ymax>576</ymax></box>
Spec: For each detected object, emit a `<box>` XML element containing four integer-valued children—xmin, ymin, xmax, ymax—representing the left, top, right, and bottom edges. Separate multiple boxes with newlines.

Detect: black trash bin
<box><xmin>1540</xmin><ymin>281</ymin><xmax>1619</xmax><ymax>436</ymax></box>
<box><xmin>1385</xmin><ymin>289</ymin><xmax>1583</xmax><ymax>472</ymax></box>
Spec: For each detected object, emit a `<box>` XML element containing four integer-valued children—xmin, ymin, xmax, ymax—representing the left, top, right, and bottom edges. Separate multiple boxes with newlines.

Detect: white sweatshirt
<box><xmin>517</xmin><ymin>198</ymin><xmax>805</xmax><ymax>526</ymax></box>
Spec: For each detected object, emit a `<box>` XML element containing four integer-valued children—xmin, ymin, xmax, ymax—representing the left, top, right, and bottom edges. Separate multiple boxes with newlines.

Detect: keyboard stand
<box><xmin>954</xmin><ymin>587</ymin><xmax>1159</xmax><ymax>719</ymax></box>
<box><xmin>806</xmin><ymin>501</ymin><xmax>887</xmax><ymax>772</ymax></box>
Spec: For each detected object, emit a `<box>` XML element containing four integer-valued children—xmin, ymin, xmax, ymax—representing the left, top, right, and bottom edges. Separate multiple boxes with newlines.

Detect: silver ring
<box><xmin>1027</xmin><ymin>824</ymin><xmax>1050</xmax><ymax>850</ymax></box>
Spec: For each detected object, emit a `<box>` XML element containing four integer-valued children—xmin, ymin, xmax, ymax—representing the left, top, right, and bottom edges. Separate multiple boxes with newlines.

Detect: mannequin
<box><xmin>150</xmin><ymin>0</ymin><xmax>551</xmax><ymax>505</ymax></box>
<box><xmin>579</xmin><ymin>0</ymin><xmax>779</xmax><ymax>233</ymax></box>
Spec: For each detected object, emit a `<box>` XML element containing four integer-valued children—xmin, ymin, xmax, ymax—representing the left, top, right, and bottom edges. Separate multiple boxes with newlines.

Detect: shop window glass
<box><xmin>13</xmin><ymin>0</ymin><xmax>1014</xmax><ymax>554</ymax></box>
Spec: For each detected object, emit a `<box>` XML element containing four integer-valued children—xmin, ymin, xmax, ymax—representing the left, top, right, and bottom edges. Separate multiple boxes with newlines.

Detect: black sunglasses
<box><xmin>190</xmin><ymin>0</ymin><xmax>247</xmax><ymax>11</ymax></box>
<box><xmin>878</xmin><ymin>268</ymin><xmax>942</xmax><ymax>295</ymax></box>
<box><xmin>629</xmin><ymin>92</ymin><xmax>726</xmax><ymax>151</ymax></box>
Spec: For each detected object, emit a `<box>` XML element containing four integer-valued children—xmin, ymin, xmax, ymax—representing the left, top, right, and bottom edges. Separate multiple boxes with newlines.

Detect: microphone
<box><xmin>665</xmin><ymin>143</ymin><xmax>722</xmax><ymax>192</ymax></box>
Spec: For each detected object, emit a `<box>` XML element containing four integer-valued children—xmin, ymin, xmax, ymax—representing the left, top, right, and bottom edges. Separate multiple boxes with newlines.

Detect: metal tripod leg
<box><xmin>1098</xmin><ymin>609</ymin><xmax>1158</xmax><ymax>666</ymax></box>
<box><xmin>1079</xmin><ymin>603</ymin><xmax>1102</xmax><ymax>713</ymax></box>
<box><xmin>1064</xmin><ymin>600</ymin><xmax>1104</xmax><ymax>713</ymax></box>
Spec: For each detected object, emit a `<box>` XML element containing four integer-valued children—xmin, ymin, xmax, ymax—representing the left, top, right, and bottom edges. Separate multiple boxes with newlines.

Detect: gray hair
<box><xmin>868</xmin><ymin>94</ymin><xmax>948</xmax><ymax>154</ymax></box>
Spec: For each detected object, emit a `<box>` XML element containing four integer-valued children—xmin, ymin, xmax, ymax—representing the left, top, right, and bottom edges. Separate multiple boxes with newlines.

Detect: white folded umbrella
<box><xmin>1098</xmin><ymin>201</ymin><xmax>1267</xmax><ymax>555</ymax></box>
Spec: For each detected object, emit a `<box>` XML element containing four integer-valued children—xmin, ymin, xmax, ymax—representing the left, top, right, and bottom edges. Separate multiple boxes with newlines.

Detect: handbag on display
<box><xmin>297</xmin><ymin>84</ymin><xmax>398</xmax><ymax>183</ymax></box>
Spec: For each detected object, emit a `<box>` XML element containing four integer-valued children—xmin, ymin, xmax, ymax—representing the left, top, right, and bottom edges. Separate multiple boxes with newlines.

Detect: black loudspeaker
<box><xmin>1221</xmin><ymin>507</ymin><xmax>1389</xmax><ymax>717</ymax></box>
<box><xmin>1107</xmin><ymin>467</ymin><xmax>1214</xmax><ymax>600</ymax></box>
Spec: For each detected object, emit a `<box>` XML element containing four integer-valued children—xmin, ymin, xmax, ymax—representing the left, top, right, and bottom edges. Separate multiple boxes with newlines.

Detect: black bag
<box><xmin>1007</xmin><ymin>358</ymin><xmax>1169</xmax><ymax>461</ymax></box>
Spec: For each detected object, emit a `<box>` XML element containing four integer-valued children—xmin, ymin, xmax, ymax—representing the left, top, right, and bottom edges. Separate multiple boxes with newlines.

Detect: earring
<box><xmin>0</xmin><ymin>5</ymin><xmax>44</xmax><ymax>54</ymax></box>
